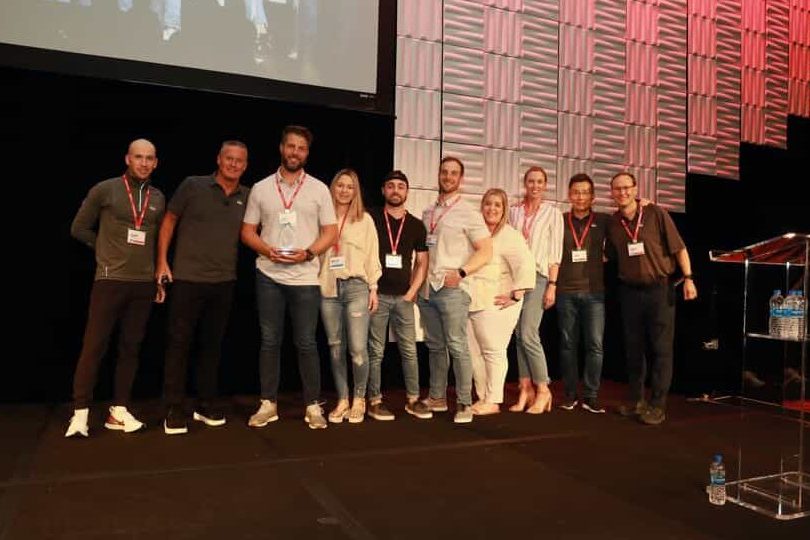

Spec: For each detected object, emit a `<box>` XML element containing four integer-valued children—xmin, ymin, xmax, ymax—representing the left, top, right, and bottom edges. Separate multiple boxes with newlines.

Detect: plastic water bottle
<box><xmin>709</xmin><ymin>454</ymin><xmax>726</xmax><ymax>506</ymax></box>
<box><xmin>785</xmin><ymin>290</ymin><xmax>806</xmax><ymax>340</ymax></box>
<box><xmin>769</xmin><ymin>290</ymin><xmax>784</xmax><ymax>337</ymax></box>
<box><xmin>784</xmin><ymin>291</ymin><xmax>798</xmax><ymax>339</ymax></box>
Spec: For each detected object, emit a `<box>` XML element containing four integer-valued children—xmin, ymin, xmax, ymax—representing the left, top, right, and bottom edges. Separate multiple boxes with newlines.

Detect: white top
<box><xmin>508</xmin><ymin>201</ymin><xmax>564</xmax><ymax>277</ymax></box>
<box><xmin>467</xmin><ymin>224</ymin><xmax>536</xmax><ymax>312</ymax></box>
<box><xmin>318</xmin><ymin>212</ymin><xmax>382</xmax><ymax>298</ymax></box>
<box><xmin>421</xmin><ymin>194</ymin><xmax>490</xmax><ymax>296</ymax></box>
<box><xmin>243</xmin><ymin>170</ymin><xmax>337</xmax><ymax>286</ymax></box>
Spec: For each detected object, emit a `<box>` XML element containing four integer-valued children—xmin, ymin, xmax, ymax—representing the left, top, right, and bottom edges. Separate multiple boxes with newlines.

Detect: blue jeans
<box><xmin>515</xmin><ymin>272</ymin><xmax>550</xmax><ymax>384</ymax></box>
<box><xmin>321</xmin><ymin>278</ymin><xmax>370</xmax><ymax>400</ymax></box>
<box><xmin>255</xmin><ymin>271</ymin><xmax>321</xmax><ymax>404</ymax></box>
<box><xmin>367</xmin><ymin>294</ymin><xmax>420</xmax><ymax>401</ymax></box>
<box><xmin>556</xmin><ymin>292</ymin><xmax>605</xmax><ymax>400</ymax></box>
<box><xmin>417</xmin><ymin>286</ymin><xmax>473</xmax><ymax>405</ymax></box>
<box><xmin>151</xmin><ymin>0</ymin><xmax>181</xmax><ymax>29</ymax></box>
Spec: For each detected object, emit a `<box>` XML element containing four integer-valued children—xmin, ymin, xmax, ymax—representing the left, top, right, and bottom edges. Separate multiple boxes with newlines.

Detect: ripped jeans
<box><xmin>321</xmin><ymin>278</ymin><xmax>370</xmax><ymax>400</ymax></box>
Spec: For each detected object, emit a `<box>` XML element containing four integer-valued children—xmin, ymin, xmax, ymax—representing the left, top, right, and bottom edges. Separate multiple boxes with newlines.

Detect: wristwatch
<box><xmin>305</xmin><ymin>249</ymin><xmax>315</xmax><ymax>261</ymax></box>
<box><xmin>458</xmin><ymin>268</ymin><xmax>467</xmax><ymax>278</ymax></box>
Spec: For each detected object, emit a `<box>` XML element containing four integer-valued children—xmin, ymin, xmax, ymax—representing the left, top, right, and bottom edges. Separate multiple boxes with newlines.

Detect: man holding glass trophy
<box><xmin>241</xmin><ymin>125</ymin><xmax>337</xmax><ymax>429</ymax></box>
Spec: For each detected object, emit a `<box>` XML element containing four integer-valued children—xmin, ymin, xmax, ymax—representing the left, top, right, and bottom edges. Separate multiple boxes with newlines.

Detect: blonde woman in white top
<box><xmin>508</xmin><ymin>166</ymin><xmax>564</xmax><ymax>413</ymax></box>
<box><xmin>319</xmin><ymin>169</ymin><xmax>382</xmax><ymax>424</ymax></box>
<box><xmin>467</xmin><ymin>189</ymin><xmax>536</xmax><ymax>415</ymax></box>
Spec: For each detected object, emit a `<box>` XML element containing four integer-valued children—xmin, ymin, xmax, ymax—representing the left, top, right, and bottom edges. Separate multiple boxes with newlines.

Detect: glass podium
<box><xmin>710</xmin><ymin>233</ymin><xmax>809</xmax><ymax>520</ymax></box>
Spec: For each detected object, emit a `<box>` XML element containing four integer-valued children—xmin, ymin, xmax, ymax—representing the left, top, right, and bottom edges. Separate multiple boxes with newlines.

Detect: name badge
<box><xmin>426</xmin><ymin>234</ymin><xmax>438</xmax><ymax>247</ymax></box>
<box><xmin>571</xmin><ymin>249</ymin><xmax>588</xmax><ymax>263</ymax></box>
<box><xmin>329</xmin><ymin>256</ymin><xmax>346</xmax><ymax>270</ymax></box>
<box><xmin>279</xmin><ymin>210</ymin><xmax>297</xmax><ymax>226</ymax></box>
<box><xmin>627</xmin><ymin>242</ymin><xmax>645</xmax><ymax>257</ymax></box>
<box><xmin>127</xmin><ymin>228</ymin><xmax>146</xmax><ymax>246</ymax></box>
<box><xmin>385</xmin><ymin>253</ymin><xmax>403</xmax><ymax>269</ymax></box>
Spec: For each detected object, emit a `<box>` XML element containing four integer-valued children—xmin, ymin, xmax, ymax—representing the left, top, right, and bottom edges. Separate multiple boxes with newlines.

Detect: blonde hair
<box><xmin>330</xmin><ymin>168</ymin><xmax>365</xmax><ymax>222</ymax></box>
<box><xmin>481</xmin><ymin>188</ymin><xmax>509</xmax><ymax>235</ymax></box>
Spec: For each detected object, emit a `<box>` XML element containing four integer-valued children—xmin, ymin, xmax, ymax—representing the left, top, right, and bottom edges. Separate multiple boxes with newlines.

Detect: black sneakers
<box><xmin>193</xmin><ymin>404</ymin><xmax>226</xmax><ymax>427</ymax></box>
<box><xmin>164</xmin><ymin>406</ymin><xmax>188</xmax><ymax>435</ymax></box>
<box><xmin>581</xmin><ymin>398</ymin><xmax>606</xmax><ymax>414</ymax></box>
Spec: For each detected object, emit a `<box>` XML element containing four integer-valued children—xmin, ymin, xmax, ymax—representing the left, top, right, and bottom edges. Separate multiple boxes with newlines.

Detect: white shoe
<box><xmin>162</xmin><ymin>27</ymin><xmax>179</xmax><ymax>41</ymax></box>
<box><xmin>65</xmin><ymin>408</ymin><xmax>89</xmax><ymax>438</ymax></box>
<box><xmin>104</xmin><ymin>406</ymin><xmax>145</xmax><ymax>433</ymax></box>
<box><xmin>248</xmin><ymin>399</ymin><xmax>278</xmax><ymax>427</ymax></box>
<box><xmin>305</xmin><ymin>403</ymin><xmax>327</xmax><ymax>429</ymax></box>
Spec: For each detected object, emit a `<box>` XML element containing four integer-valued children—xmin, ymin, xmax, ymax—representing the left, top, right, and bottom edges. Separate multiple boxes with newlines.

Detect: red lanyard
<box><xmin>275</xmin><ymin>170</ymin><xmax>305</xmax><ymax>210</ymax></box>
<box><xmin>122</xmin><ymin>175</ymin><xmax>150</xmax><ymax>230</ymax></box>
<box><xmin>334</xmin><ymin>211</ymin><xmax>349</xmax><ymax>255</ymax></box>
<box><xmin>384</xmin><ymin>211</ymin><xmax>406</xmax><ymax>254</ymax></box>
<box><xmin>429</xmin><ymin>196</ymin><xmax>460</xmax><ymax>234</ymax></box>
<box><xmin>620</xmin><ymin>205</ymin><xmax>643</xmax><ymax>242</ymax></box>
<box><xmin>568</xmin><ymin>212</ymin><xmax>595</xmax><ymax>249</ymax></box>
<box><xmin>521</xmin><ymin>203</ymin><xmax>540</xmax><ymax>241</ymax></box>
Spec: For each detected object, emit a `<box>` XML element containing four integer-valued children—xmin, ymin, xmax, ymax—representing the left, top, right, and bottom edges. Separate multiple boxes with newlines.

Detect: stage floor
<box><xmin>1</xmin><ymin>381</ymin><xmax>808</xmax><ymax>539</ymax></box>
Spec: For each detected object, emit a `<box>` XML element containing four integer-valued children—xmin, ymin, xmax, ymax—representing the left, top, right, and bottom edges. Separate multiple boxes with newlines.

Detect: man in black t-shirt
<box><xmin>155</xmin><ymin>141</ymin><xmax>250</xmax><ymax>435</ymax></box>
<box><xmin>366</xmin><ymin>171</ymin><xmax>433</xmax><ymax>420</ymax></box>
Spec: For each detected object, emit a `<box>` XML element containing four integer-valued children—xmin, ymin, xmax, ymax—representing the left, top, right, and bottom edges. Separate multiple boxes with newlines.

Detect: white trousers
<box><xmin>467</xmin><ymin>302</ymin><xmax>522</xmax><ymax>404</ymax></box>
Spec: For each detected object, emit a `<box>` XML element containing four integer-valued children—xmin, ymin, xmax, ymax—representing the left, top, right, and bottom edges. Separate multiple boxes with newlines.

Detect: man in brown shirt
<box><xmin>606</xmin><ymin>172</ymin><xmax>697</xmax><ymax>425</ymax></box>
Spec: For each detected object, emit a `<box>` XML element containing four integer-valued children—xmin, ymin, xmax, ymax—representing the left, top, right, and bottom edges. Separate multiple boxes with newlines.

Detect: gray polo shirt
<box><xmin>243</xmin><ymin>171</ymin><xmax>336</xmax><ymax>286</ymax></box>
<box><xmin>169</xmin><ymin>175</ymin><xmax>248</xmax><ymax>283</ymax></box>
<box><xmin>71</xmin><ymin>176</ymin><xmax>166</xmax><ymax>282</ymax></box>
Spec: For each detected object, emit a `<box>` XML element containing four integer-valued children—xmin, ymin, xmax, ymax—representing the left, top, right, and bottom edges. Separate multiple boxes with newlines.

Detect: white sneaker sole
<box><xmin>405</xmin><ymin>408</ymin><xmax>433</xmax><ymax>419</ymax></box>
<box><xmin>164</xmin><ymin>421</ymin><xmax>188</xmax><ymax>435</ymax></box>
<box><xmin>193</xmin><ymin>412</ymin><xmax>227</xmax><ymax>427</ymax></box>
<box><xmin>248</xmin><ymin>414</ymin><xmax>278</xmax><ymax>428</ymax></box>
<box><xmin>104</xmin><ymin>422</ymin><xmax>144</xmax><ymax>433</ymax></box>
<box><xmin>305</xmin><ymin>417</ymin><xmax>328</xmax><ymax>429</ymax></box>
<box><xmin>453</xmin><ymin>415</ymin><xmax>473</xmax><ymax>424</ymax></box>
<box><xmin>368</xmin><ymin>412</ymin><xmax>395</xmax><ymax>421</ymax></box>
<box><xmin>64</xmin><ymin>427</ymin><xmax>88</xmax><ymax>438</ymax></box>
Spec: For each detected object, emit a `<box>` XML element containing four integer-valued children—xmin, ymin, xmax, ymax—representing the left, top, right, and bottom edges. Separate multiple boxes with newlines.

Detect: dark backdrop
<box><xmin>1</xmin><ymin>64</ymin><xmax>808</xmax><ymax>404</ymax></box>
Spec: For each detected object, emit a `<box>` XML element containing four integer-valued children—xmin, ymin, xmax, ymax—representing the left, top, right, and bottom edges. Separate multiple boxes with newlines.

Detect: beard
<box><xmin>281</xmin><ymin>155</ymin><xmax>306</xmax><ymax>173</ymax></box>
<box><xmin>385</xmin><ymin>196</ymin><xmax>405</xmax><ymax>207</ymax></box>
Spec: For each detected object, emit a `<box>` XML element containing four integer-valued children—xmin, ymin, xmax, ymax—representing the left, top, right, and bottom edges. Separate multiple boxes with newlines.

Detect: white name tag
<box><xmin>329</xmin><ymin>256</ymin><xmax>346</xmax><ymax>270</ymax></box>
<box><xmin>426</xmin><ymin>234</ymin><xmax>438</xmax><ymax>247</ymax></box>
<box><xmin>279</xmin><ymin>210</ymin><xmax>297</xmax><ymax>226</ymax></box>
<box><xmin>627</xmin><ymin>242</ymin><xmax>645</xmax><ymax>257</ymax></box>
<box><xmin>571</xmin><ymin>249</ymin><xmax>588</xmax><ymax>263</ymax></box>
<box><xmin>127</xmin><ymin>228</ymin><xmax>146</xmax><ymax>246</ymax></box>
<box><xmin>385</xmin><ymin>253</ymin><xmax>403</xmax><ymax>269</ymax></box>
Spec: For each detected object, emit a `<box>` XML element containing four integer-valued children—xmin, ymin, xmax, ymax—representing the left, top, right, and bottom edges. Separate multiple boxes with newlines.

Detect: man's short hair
<box><xmin>281</xmin><ymin>125</ymin><xmax>314</xmax><ymax>147</ymax></box>
<box><xmin>382</xmin><ymin>170</ymin><xmax>409</xmax><ymax>187</ymax></box>
<box><xmin>221</xmin><ymin>140</ymin><xmax>248</xmax><ymax>153</ymax></box>
<box><xmin>440</xmin><ymin>156</ymin><xmax>465</xmax><ymax>177</ymax></box>
<box><xmin>610</xmin><ymin>171</ymin><xmax>637</xmax><ymax>187</ymax></box>
<box><xmin>568</xmin><ymin>173</ymin><xmax>594</xmax><ymax>191</ymax></box>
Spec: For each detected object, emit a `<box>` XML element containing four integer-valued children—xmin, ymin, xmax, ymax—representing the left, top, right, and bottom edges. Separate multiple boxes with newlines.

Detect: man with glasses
<box><xmin>606</xmin><ymin>172</ymin><xmax>698</xmax><ymax>425</ymax></box>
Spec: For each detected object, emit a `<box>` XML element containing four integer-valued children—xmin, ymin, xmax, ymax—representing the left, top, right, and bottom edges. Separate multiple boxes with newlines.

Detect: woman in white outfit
<box><xmin>467</xmin><ymin>189</ymin><xmax>535</xmax><ymax>415</ymax></box>
<box><xmin>508</xmin><ymin>167</ymin><xmax>564</xmax><ymax>414</ymax></box>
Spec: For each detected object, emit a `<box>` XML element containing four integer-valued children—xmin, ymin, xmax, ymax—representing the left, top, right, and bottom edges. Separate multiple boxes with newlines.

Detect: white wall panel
<box><xmin>442</xmin><ymin>93</ymin><xmax>486</xmax><ymax>146</ymax></box>
<box><xmin>484</xmin><ymin>54</ymin><xmax>522</xmax><ymax>102</ymax></box>
<box><xmin>396</xmin><ymin>37</ymin><xmax>442</xmax><ymax>90</ymax></box>
<box><xmin>443</xmin><ymin>44</ymin><xmax>485</xmax><ymax>97</ymax></box>
<box><xmin>395</xmin><ymin>87</ymin><xmax>441</xmax><ymax>139</ymax></box>
<box><xmin>398</xmin><ymin>0</ymin><xmax>442</xmax><ymax>40</ymax></box>
<box><xmin>484</xmin><ymin>6</ymin><xmax>523</xmax><ymax>56</ymax></box>
<box><xmin>485</xmin><ymin>101</ymin><xmax>521</xmax><ymax>149</ymax></box>
<box><xmin>394</xmin><ymin>137</ymin><xmax>441</xmax><ymax>190</ymax></box>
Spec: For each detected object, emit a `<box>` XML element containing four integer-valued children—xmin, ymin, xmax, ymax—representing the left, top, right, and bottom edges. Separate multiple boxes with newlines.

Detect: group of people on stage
<box><xmin>64</xmin><ymin>124</ymin><xmax>698</xmax><ymax>438</ymax></box>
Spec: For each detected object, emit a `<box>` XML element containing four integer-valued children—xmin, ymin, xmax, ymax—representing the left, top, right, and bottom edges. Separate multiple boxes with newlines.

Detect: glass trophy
<box><xmin>276</xmin><ymin>222</ymin><xmax>297</xmax><ymax>256</ymax></box>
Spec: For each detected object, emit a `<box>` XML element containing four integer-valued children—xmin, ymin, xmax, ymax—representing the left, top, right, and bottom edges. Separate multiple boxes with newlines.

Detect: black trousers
<box><xmin>73</xmin><ymin>280</ymin><xmax>156</xmax><ymax>409</ymax></box>
<box><xmin>162</xmin><ymin>280</ymin><xmax>235</xmax><ymax>408</ymax></box>
<box><xmin>618</xmin><ymin>281</ymin><xmax>676</xmax><ymax>408</ymax></box>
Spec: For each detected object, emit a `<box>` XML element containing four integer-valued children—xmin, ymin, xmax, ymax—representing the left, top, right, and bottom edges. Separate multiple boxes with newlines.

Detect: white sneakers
<box><xmin>65</xmin><ymin>405</ymin><xmax>145</xmax><ymax>437</ymax></box>
<box><xmin>104</xmin><ymin>406</ymin><xmax>145</xmax><ymax>433</ymax></box>
<box><xmin>248</xmin><ymin>399</ymin><xmax>279</xmax><ymax>427</ymax></box>
<box><xmin>64</xmin><ymin>408</ymin><xmax>89</xmax><ymax>438</ymax></box>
